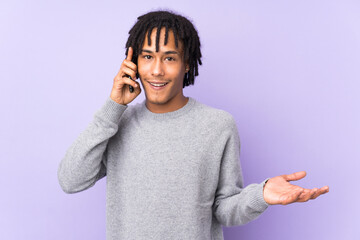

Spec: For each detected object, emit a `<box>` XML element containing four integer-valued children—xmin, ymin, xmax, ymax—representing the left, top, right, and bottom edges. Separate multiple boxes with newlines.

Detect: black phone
<box><xmin>126</xmin><ymin>48</ymin><xmax>137</xmax><ymax>93</ymax></box>
<box><xmin>127</xmin><ymin>75</ymin><xmax>134</xmax><ymax>93</ymax></box>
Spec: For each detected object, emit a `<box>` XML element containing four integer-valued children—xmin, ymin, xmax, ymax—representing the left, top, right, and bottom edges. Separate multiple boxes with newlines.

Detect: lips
<box><xmin>147</xmin><ymin>81</ymin><xmax>169</xmax><ymax>90</ymax></box>
<box><xmin>149</xmin><ymin>82</ymin><xmax>168</xmax><ymax>86</ymax></box>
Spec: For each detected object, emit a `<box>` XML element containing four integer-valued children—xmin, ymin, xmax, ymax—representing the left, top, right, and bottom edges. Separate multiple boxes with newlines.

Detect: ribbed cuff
<box><xmin>94</xmin><ymin>97</ymin><xmax>128</xmax><ymax>124</ymax></box>
<box><xmin>249</xmin><ymin>179</ymin><xmax>270</xmax><ymax>212</ymax></box>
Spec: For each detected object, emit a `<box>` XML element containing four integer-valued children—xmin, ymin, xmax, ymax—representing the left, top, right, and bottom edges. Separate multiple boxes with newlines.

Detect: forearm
<box><xmin>213</xmin><ymin>179</ymin><xmax>269</xmax><ymax>227</ymax></box>
<box><xmin>57</xmin><ymin>97</ymin><xmax>127</xmax><ymax>193</ymax></box>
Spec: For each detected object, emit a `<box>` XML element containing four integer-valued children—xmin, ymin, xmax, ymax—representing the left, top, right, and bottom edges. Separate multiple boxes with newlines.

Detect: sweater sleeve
<box><xmin>57</xmin><ymin>97</ymin><xmax>128</xmax><ymax>194</ymax></box>
<box><xmin>212</xmin><ymin>116</ymin><xmax>269</xmax><ymax>227</ymax></box>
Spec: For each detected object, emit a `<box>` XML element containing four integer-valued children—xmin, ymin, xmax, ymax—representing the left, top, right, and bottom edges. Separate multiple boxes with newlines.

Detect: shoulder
<box><xmin>191</xmin><ymin>98</ymin><xmax>237</xmax><ymax>130</ymax></box>
<box><xmin>117</xmin><ymin>100</ymin><xmax>143</xmax><ymax>124</ymax></box>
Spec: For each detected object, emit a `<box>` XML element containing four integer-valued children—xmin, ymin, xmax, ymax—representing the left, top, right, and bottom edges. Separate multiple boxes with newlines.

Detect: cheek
<box><xmin>137</xmin><ymin>67</ymin><xmax>149</xmax><ymax>81</ymax></box>
<box><xmin>168</xmin><ymin>65</ymin><xmax>185</xmax><ymax>77</ymax></box>
<box><xmin>137</xmin><ymin>60</ymin><xmax>148</xmax><ymax>74</ymax></box>
<box><xmin>137</xmin><ymin>64</ymin><xmax>144</xmax><ymax>75</ymax></box>
<box><xmin>173</xmin><ymin>69</ymin><xmax>186</xmax><ymax>83</ymax></box>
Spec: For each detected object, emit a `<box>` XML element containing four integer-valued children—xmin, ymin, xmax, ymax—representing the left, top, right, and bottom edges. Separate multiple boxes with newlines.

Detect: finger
<box><xmin>133</xmin><ymin>81</ymin><xmax>142</xmax><ymax>92</ymax></box>
<box><xmin>297</xmin><ymin>188</ymin><xmax>311</xmax><ymax>200</ymax></box>
<box><xmin>309</xmin><ymin>188</ymin><xmax>318</xmax><ymax>199</ymax></box>
<box><xmin>126</xmin><ymin>47</ymin><xmax>133</xmax><ymax>61</ymax></box>
<box><xmin>129</xmin><ymin>80</ymin><xmax>141</xmax><ymax>95</ymax></box>
<box><xmin>281</xmin><ymin>189</ymin><xmax>303</xmax><ymax>205</ymax></box>
<box><xmin>120</xmin><ymin>68</ymin><xmax>137</xmax><ymax>81</ymax></box>
<box><xmin>293</xmin><ymin>188</ymin><xmax>308</xmax><ymax>202</ymax></box>
<box><xmin>321</xmin><ymin>186</ymin><xmax>330</xmax><ymax>193</ymax></box>
<box><xmin>122</xmin><ymin>59</ymin><xmax>138</xmax><ymax>73</ymax></box>
<box><xmin>299</xmin><ymin>188</ymin><xmax>317</xmax><ymax>202</ymax></box>
<box><xmin>317</xmin><ymin>186</ymin><xmax>330</xmax><ymax>196</ymax></box>
<box><xmin>283</xmin><ymin>171</ymin><xmax>307</xmax><ymax>182</ymax></box>
<box><xmin>309</xmin><ymin>188</ymin><xmax>324</xmax><ymax>200</ymax></box>
<box><xmin>114</xmin><ymin>76</ymin><xmax>138</xmax><ymax>89</ymax></box>
<box><xmin>306</xmin><ymin>185</ymin><xmax>329</xmax><ymax>200</ymax></box>
<box><xmin>284</xmin><ymin>191</ymin><xmax>302</xmax><ymax>205</ymax></box>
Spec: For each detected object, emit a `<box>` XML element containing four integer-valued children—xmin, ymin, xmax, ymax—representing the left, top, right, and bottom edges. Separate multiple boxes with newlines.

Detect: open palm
<box><xmin>263</xmin><ymin>171</ymin><xmax>329</xmax><ymax>205</ymax></box>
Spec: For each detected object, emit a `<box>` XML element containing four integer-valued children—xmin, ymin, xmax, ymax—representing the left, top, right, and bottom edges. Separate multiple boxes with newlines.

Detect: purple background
<box><xmin>1</xmin><ymin>0</ymin><xmax>359</xmax><ymax>239</ymax></box>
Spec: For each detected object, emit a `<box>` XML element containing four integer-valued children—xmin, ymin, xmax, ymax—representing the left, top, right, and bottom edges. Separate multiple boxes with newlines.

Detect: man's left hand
<box><xmin>263</xmin><ymin>171</ymin><xmax>329</xmax><ymax>205</ymax></box>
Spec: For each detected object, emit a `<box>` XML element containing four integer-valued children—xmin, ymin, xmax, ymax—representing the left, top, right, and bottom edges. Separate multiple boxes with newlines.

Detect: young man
<box><xmin>58</xmin><ymin>10</ymin><xmax>329</xmax><ymax>240</ymax></box>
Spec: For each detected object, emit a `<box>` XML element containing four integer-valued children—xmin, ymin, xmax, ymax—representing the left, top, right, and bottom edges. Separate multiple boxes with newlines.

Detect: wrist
<box><xmin>263</xmin><ymin>178</ymin><xmax>269</xmax><ymax>192</ymax></box>
<box><xmin>110</xmin><ymin>95</ymin><xmax>126</xmax><ymax>106</ymax></box>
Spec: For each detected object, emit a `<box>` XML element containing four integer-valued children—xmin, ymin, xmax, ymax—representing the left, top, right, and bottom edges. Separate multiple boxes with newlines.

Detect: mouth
<box><xmin>147</xmin><ymin>81</ymin><xmax>169</xmax><ymax>90</ymax></box>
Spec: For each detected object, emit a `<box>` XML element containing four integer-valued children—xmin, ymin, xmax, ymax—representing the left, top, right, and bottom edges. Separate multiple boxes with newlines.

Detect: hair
<box><xmin>125</xmin><ymin>10</ymin><xmax>202</xmax><ymax>88</ymax></box>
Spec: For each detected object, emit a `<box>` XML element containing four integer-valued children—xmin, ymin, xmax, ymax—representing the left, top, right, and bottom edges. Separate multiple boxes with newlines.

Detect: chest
<box><xmin>107</xmin><ymin>120</ymin><xmax>225</xmax><ymax>202</ymax></box>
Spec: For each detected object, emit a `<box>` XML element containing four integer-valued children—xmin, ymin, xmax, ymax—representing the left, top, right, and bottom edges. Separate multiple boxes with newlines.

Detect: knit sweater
<box><xmin>58</xmin><ymin>96</ymin><xmax>269</xmax><ymax>240</ymax></box>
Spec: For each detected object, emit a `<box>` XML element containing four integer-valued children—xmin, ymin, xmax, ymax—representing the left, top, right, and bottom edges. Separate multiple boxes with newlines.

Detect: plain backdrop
<box><xmin>0</xmin><ymin>0</ymin><xmax>359</xmax><ymax>239</ymax></box>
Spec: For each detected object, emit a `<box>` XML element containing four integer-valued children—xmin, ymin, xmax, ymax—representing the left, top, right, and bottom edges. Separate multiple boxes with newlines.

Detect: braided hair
<box><xmin>125</xmin><ymin>10</ymin><xmax>202</xmax><ymax>88</ymax></box>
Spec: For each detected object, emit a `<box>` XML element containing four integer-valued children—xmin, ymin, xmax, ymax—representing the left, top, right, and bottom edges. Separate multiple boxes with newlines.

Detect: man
<box><xmin>58</xmin><ymin>10</ymin><xmax>329</xmax><ymax>240</ymax></box>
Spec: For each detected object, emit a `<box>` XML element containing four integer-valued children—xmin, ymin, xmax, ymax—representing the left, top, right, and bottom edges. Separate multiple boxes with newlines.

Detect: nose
<box><xmin>151</xmin><ymin>58</ymin><xmax>164</xmax><ymax>77</ymax></box>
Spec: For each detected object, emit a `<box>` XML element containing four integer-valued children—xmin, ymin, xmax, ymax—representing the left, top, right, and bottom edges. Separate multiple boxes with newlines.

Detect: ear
<box><xmin>185</xmin><ymin>64</ymin><xmax>190</xmax><ymax>73</ymax></box>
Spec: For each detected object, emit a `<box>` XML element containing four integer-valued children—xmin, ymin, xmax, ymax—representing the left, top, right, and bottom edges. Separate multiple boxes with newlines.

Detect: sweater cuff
<box><xmin>94</xmin><ymin>97</ymin><xmax>128</xmax><ymax>124</ymax></box>
<box><xmin>250</xmin><ymin>179</ymin><xmax>270</xmax><ymax>212</ymax></box>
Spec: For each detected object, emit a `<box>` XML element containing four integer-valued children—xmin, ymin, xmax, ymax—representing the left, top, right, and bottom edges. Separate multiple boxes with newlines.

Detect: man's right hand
<box><xmin>110</xmin><ymin>47</ymin><xmax>141</xmax><ymax>105</ymax></box>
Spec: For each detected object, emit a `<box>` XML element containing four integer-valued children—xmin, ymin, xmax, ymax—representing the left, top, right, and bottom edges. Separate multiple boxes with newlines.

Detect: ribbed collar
<box><xmin>140</xmin><ymin>97</ymin><xmax>196</xmax><ymax>120</ymax></box>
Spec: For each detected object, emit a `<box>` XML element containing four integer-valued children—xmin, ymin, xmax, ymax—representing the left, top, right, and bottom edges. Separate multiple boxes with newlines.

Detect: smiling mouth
<box><xmin>146</xmin><ymin>81</ymin><xmax>169</xmax><ymax>90</ymax></box>
<box><xmin>148</xmin><ymin>82</ymin><xmax>169</xmax><ymax>87</ymax></box>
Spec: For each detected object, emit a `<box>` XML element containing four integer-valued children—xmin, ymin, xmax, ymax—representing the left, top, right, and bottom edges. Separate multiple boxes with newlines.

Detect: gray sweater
<box><xmin>58</xmin><ymin>97</ymin><xmax>269</xmax><ymax>240</ymax></box>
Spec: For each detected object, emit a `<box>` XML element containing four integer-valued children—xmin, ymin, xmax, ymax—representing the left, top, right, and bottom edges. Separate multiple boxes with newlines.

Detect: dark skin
<box><xmin>110</xmin><ymin>29</ymin><xmax>330</xmax><ymax>205</ymax></box>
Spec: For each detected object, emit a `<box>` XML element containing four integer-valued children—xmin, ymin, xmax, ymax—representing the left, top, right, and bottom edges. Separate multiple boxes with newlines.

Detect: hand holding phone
<box><xmin>128</xmin><ymin>75</ymin><xmax>134</xmax><ymax>93</ymax></box>
<box><xmin>110</xmin><ymin>47</ymin><xmax>141</xmax><ymax>105</ymax></box>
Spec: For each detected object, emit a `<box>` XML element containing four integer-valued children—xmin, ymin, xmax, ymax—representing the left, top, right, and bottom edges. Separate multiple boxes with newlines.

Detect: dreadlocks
<box><xmin>125</xmin><ymin>10</ymin><xmax>202</xmax><ymax>88</ymax></box>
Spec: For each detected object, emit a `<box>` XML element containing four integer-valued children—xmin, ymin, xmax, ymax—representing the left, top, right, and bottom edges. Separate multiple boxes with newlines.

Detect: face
<box><xmin>137</xmin><ymin>27</ymin><xmax>189</xmax><ymax>113</ymax></box>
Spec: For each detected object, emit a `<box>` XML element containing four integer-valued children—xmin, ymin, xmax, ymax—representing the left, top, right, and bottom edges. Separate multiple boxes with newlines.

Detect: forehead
<box><xmin>141</xmin><ymin>27</ymin><xmax>183</xmax><ymax>52</ymax></box>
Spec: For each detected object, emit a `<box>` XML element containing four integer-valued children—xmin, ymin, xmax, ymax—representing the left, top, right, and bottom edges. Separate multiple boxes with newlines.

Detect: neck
<box><xmin>145</xmin><ymin>95</ymin><xmax>189</xmax><ymax>113</ymax></box>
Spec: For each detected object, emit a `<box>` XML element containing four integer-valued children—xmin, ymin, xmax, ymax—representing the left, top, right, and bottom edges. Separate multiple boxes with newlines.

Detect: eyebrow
<box><xmin>140</xmin><ymin>49</ymin><xmax>180</xmax><ymax>55</ymax></box>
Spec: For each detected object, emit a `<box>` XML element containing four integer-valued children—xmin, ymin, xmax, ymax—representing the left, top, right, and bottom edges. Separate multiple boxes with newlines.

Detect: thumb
<box><xmin>282</xmin><ymin>171</ymin><xmax>307</xmax><ymax>182</ymax></box>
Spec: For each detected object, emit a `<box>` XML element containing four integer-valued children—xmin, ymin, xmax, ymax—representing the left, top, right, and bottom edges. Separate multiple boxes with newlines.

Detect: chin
<box><xmin>147</xmin><ymin>96</ymin><xmax>169</xmax><ymax>105</ymax></box>
<box><xmin>144</xmin><ymin>92</ymin><xmax>167</xmax><ymax>105</ymax></box>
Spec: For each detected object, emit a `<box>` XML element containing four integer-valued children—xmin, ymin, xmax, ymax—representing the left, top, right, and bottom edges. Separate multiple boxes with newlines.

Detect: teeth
<box><xmin>150</xmin><ymin>82</ymin><xmax>167</xmax><ymax>87</ymax></box>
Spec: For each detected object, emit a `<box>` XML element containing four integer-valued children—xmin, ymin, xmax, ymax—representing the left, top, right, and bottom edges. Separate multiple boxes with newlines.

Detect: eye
<box><xmin>144</xmin><ymin>55</ymin><xmax>152</xmax><ymax>59</ymax></box>
<box><xmin>165</xmin><ymin>57</ymin><xmax>175</xmax><ymax>61</ymax></box>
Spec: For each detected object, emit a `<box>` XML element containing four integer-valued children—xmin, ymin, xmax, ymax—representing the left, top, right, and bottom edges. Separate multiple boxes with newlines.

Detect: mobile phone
<box><xmin>126</xmin><ymin>48</ymin><xmax>137</xmax><ymax>93</ymax></box>
<box><xmin>127</xmin><ymin>75</ymin><xmax>134</xmax><ymax>93</ymax></box>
